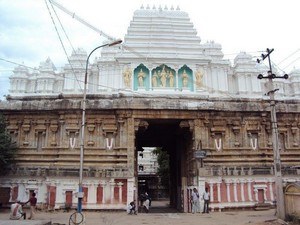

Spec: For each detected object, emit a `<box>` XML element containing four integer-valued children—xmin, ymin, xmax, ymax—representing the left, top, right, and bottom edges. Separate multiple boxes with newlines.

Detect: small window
<box><xmin>37</xmin><ymin>132</ymin><xmax>45</xmax><ymax>151</ymax></box>
<box><xmin>139</xmin><ymin>165</ymin><xmax>144</xmax><ymax>171</ymax></box>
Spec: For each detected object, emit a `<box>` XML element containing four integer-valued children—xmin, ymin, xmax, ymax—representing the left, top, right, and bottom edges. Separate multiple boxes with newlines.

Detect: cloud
<box><xmin>0</xmin><ymin>0</ymin><xmax>299</xmax><ymax>102</ymax></box>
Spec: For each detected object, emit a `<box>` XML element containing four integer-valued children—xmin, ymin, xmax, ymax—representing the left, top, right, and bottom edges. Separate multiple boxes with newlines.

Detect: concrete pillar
<box><xmin>217</xmin><ymin>182</ymin><xmax>221</xmax><ymax>202</ymax></box>
<box><xmin>247</xmin><ymin>180</ymin><xmax>253</xmax><ymax>201</ymax></box>
<box><xmin>110</xmin><ymin>179</ymin><xmax>116</xmax><ymax>203</ymax></box>
<box><xmin>209</xmin><ymin>182</ymin><xmax>214</xmax><ymax>202</ymax></box>
<box><xmin>269</xmin><ymin>180</ymin><xmax>274</xmax><ymax>201</ymax></box>
<box><xmin>117</xmin><ymin>182</ymin><xmax>123</xmax><ymax>203</ymax></box>
<box><xmin>240</xmin><ymin>180</ymin><xmax>245</xmax><ymax>202</ymax></box>
<box><xmin>225</xmin><ymin>181</ymin><xmax>231</xmax><ymax>202</ymax></box>
<box><xmin>233</xmin><ymin>181</ymin><xmax>238</xmax><ymax>202</ymax></box>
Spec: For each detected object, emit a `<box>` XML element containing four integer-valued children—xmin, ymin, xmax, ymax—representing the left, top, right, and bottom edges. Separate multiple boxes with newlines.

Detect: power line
<box><xmin>278</xmin><ymin>48</ymin><xmax>300</xmax><ymax>65</ymax></box>
<box><xmin>45</xmin><ymin>0</ymin><xmax>83</xmax><ymax>90</ymax></box>
<box><xmin>282</xmin><ymin>56</ymin><xmax>300</xmax><ymax>71</ymax></box>
<box><xmin>0</xmin><ymin>58</ymin><xmax>38</xmax><ymax>71</ymax></box>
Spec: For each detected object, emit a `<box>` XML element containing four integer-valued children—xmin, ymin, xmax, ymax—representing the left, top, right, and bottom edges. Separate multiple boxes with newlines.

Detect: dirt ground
<box><xmin>1</xmin><ymin>201</ymin><xmax>299</xmax><ymax>225</ymax></box>
<box><xmin>1</xmin><ymin>209</ymin><xmax>297</xmax><ymax>225</ymax></box>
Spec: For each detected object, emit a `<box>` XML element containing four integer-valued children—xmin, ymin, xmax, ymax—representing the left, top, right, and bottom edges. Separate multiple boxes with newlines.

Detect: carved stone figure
<box><xmin>168</xmin><ymin>71</ymin><xmax>175</xmax><ymax>87</ymax></box>
<box><xmin>182</xmin><ymin>70</ymin><xmax>189</xmax><ymax>87</ymax></box>
<box><xmin>195</xmin><ymin>69</ymin><xmax>203</xmax><ymax>88</ymax></box>
<box><xmin>152</xmin><ymin>71</ymin><xmax>158</xmax><ymax>87</ymax></box>
<box><xmin>160</xmin><ymin>66</ymin><xmax>167</xmax><ymax>87</ymax></box>
<box><xmin>137</xmin><ymin>68</ymin><xmax>146</xmax><ymax>87</ymax></box>
<box><xmin>123</xmin><ymin>67</ymin><xmax>132</xmax><ymax>88</ymax></box>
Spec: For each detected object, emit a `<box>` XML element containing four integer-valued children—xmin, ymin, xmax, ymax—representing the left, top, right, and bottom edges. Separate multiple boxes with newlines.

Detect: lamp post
<box><xmin>257</xmin><ymin>48</ymin><xmax>288</xmax><ymax>220</ymax></box>
<box><xmin>78</xmin><ymin>39</ymin><xmax>122</xmax><ymax>213</ymax></box>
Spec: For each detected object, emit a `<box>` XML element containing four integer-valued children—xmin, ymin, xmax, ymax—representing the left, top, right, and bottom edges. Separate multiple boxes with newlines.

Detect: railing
<box><xmin>7</xmin><ymin>167</ymin><xmax>131</xmax><ymax>178</ymax></box>
<box><xmin>206</xmin><ymin>166</ymin><xmax>299</xmax><ymax>177</ymax></box>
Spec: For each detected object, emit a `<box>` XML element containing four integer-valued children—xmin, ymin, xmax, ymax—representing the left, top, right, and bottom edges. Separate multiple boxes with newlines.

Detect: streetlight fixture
<box><xmin>77</xmin><ymin>39</ymin><xmax>122</xmax><ymax>213</ymax></box>
<box><xmin>257</xmin><ymin>48</ymin><xmax>288</xmax><ymax>220</ymax></box>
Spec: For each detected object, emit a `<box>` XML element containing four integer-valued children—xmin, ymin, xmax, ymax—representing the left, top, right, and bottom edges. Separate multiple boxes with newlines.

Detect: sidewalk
<box><xmin>0</xmin><ymin>208</ymin><xmax>278</xmax><ymax>225</ymax></box>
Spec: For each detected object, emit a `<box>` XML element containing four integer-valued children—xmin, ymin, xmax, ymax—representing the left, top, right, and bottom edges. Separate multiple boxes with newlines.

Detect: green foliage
<box><xmin>0</xmin><ymin>114</ymin><xmax>17</xmax><ymax>174</ymax></box>
<box><xmin>153</xmin><ymin>147</ymin><xmax>170</xmax><ymax>189</ymax></box>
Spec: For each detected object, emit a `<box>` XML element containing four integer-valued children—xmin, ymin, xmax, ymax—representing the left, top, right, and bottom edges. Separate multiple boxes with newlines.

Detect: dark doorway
<box><xmin>0</xmin><ymin>187</ymin><xmax>10</xmax><ymax>207</ymax></box>
<box><xmin>258</xmin><ymin>189</ymin><xmax>264</xmax><ymax>203</ymax></box>
<box><xmin>136</xmin><ymin>119</ymin><xmax>191</xmax><ymax>212</ymax></box>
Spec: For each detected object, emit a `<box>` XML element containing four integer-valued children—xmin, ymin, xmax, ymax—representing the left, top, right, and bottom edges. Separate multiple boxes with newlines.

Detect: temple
<box><xmin>0</xmin><ymin>5</ymin><xmax>299</xmax><ymax>212</ymax></box>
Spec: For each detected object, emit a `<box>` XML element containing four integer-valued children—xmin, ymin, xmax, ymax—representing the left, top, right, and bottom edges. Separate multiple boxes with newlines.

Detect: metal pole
<box><xmin>78</xmin><ymin>39</ymin><xmax>122</xmax><ymax>213</ymax></box>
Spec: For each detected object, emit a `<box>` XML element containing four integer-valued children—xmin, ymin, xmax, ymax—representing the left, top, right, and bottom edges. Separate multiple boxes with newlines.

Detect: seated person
<box><xmin>10</xmin><ymin>200</ymin><xmax>26</xmax><ymax>220</ymax></box>
<box><xmin>127</xmin><ymin>201</ymin><xmax>137</xmax><ymax>215</ymax></box>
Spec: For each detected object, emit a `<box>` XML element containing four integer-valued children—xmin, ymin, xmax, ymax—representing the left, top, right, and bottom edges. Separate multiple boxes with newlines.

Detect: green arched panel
<box><xmin>178</xmin><ymin>65</ymin><xmax>193</xmax><ymax>91</ymax></box>
<box><xmin>151</xmin><ymin>64</ymin><xmax>176</xmax><ymax>88</ymax></box>
<box><xmin>134</xmin><ymin>64</ymin><xmax>150</xmax><ymax>91</ymax></box>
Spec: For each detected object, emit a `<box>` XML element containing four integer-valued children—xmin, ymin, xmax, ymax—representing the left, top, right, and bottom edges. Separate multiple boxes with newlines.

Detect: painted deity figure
<box><xmin>182</xmin><ymin>70</ymin><xmax>189</xmax><ymax>87</ymax></box>
<box><xmin>123</xmin><ymin>67</ymin><xmax>132</xmax><ymax>88</ymax></box>
<box><xmin>168</xmin><ymin>71</ymin><xmax>175</xmax><ymax>87</ymax></box>
<box><xmin>195</xmin><ymin>69</ymin><xmax>203</xmax><ymax>88</ymax></box>
<box><xmin>138</xmin><ymin>68</ymin><xmax>146</xmax><ymax>87</ymax></box>
<box><xmin>152</xmin><ymin>71</ymin><xmax>158</xmax><ymax>87</ymax></box>
<box><xmin>160</xmin><ymin>66</ymin><xmax>167</xmax><ymax>87</ymax></box>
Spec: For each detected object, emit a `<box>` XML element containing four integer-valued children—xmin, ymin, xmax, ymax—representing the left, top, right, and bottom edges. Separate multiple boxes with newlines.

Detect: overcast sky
<box><xmin>0</xmin><ymin>0</ymin><xmax>299</xmax><ymax>99</ymax></box>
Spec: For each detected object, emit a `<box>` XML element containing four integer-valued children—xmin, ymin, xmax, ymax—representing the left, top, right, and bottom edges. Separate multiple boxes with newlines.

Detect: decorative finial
<box><xmin>146</xmin><ymin>4</ymin><xmax>150</xmax><ymax>9</ymax></box>
<box><xmin>164</xmin><ymin>5</ymin><xmax>168</xmax><ymax>10</ymax></box>
<box><xmin>152</xmin><ymin>5</ymin><xmax>156</xmax><ymax>10</ymax></box>
<box><xmin>170</xmin><ymin>5</ymin><xmax>174</xmax><ymax>10</ymax></box>
<box><xmin>140</xmin><ymin>4</ymin><xmax>144</xmax><ymax>9</ymax></box>
<box><xmin>176</xmin><ymin>5</ymin><xmax>180</xmax><ymax>10</ymax></box>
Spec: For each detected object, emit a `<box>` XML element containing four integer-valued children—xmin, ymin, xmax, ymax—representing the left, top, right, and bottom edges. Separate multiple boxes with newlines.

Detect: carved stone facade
<box><xmin>1</xmin><ymin>98</ymin><xmax>299</xmax><ymax>211</ymax></box>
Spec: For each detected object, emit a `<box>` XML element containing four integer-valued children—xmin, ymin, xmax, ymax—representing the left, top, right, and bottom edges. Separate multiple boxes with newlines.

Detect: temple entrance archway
<box><xmin>135</xmin><ymin>119</ymin><xmax>192</xmax><ymax>212</ymax></box>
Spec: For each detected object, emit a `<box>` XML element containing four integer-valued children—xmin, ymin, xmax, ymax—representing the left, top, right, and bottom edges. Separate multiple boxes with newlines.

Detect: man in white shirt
<box><xmin>202</xmin><ymin>187</ymin><xmax>210</xmax><ymax>213</ymax></box>
<box><xmin>10</xmin><ymin>200</ymin><xmax>26</xmax><ymax>220</ymax></box>
<box><xmin>191</xmin><ymin>188</ymin><xmax>200</xmax><ymax>213</ymax></box>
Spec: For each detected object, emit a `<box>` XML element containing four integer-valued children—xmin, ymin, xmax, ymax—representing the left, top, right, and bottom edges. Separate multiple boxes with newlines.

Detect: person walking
<box><xmin>24</xmin><ymin>192</ymin><xmax>37</xmax><ymax>220</ymax></box>
<box><xmin>191</xmin><ymin>188</ymin><xmax>200</xmax><ymax>213</ymax></box>
<box><xmin>202</xmin><ymin>187</ymin><xmax>210</xmax><ymax>213</ymax></box>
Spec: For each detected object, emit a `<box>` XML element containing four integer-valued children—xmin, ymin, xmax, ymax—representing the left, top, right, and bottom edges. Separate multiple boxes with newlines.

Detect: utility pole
<box><xmin>257</xmin><ymin>48</ymin><xmax>288</xmax><ymax>220</ymax></box>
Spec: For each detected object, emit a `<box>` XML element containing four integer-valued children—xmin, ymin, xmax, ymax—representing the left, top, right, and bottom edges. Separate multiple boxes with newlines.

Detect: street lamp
<box><xmin>78</xmin><ymin>39</ymin><xmax>122</xmax><ymax>213</ymax></box>
<box><xmin>257</xmin><ymin>48</ymin><xmax>288</xmax><ymax>220</ymax></box>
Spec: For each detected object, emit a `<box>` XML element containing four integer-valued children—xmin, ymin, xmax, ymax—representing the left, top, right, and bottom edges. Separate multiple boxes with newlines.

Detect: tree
<box><xmin>0</xmin><ymin>114</ymin><xmax>17</xmax><ymax>174</ymax></box>
<box><xmin>153</xmin><ymin>147</ymin><xmax>170</xmax><ymax>190</ymax></box>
